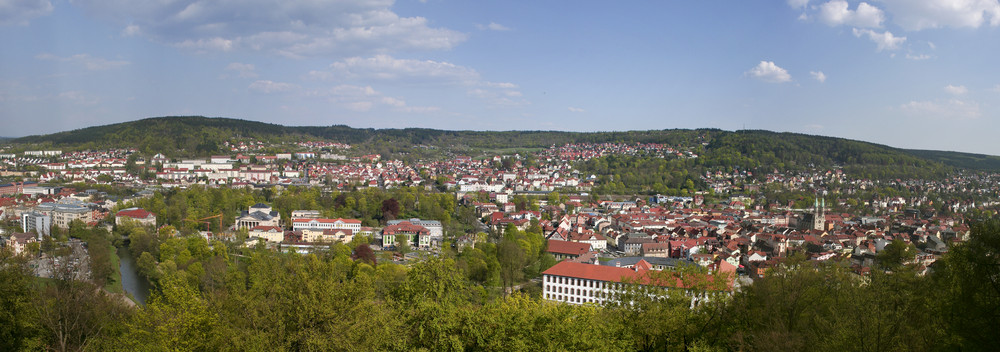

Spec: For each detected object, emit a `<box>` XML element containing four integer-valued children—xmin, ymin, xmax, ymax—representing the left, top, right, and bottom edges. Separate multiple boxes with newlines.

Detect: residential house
<box><xmin>116</xmin><ymin>207</ymin><xmax>157</xmax><ymax>226</ymax></box>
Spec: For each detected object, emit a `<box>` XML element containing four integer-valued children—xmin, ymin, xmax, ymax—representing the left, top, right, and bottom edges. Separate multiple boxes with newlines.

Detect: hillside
<box><xmin>11</xmin><ymin>116</ymin><xmax>1000</xmax><ymax>176</ymax></box>
<box><xmin>903</xmin><ymin>149</ymin><xmax>1000</xmax><ymax>172</ymax></box>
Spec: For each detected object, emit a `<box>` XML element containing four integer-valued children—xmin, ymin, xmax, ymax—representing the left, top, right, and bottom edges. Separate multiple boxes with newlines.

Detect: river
<box><xmin>117</xmin><ymin>247</ymin><xmax>152</xmax><ymax>305</ymax></box>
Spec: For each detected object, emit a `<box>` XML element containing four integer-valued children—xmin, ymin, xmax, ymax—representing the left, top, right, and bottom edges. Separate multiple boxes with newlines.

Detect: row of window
<box><xmin>543</xmin><ymin>293</ymin><xmax>601</xmax><ymax>304</ymax></box>
<box><xmin>548</xmin><ymin>285</ymin><xmax>606</xmax><ymax>298</ymax></box>
<box><xmin>545</xmin><ymin>275</ymin><xmax>607</xmax><ymax>288</ymax></box>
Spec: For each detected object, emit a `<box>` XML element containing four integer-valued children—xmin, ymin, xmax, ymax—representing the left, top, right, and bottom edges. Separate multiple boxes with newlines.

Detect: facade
<box><xmin>541</xmin><ymin>260</ymin><xmax>735</xmax><ymax>305</ymax></box>
<box><xmin>542</xmin><ymin>261</ymin><xmax>639</xmax><ymax>305</ymax></box>
<box><xmin>388</xmin><ymin>218</ymin><xmax>443</xmax><ymax>238</ymax></box>
<box><xmin>235</xmin><ymin>203</ymin><xmax>281</xmax><ymax>230</ymax></box>
<box><xmin>291</xmin><ymin>210</ymin><xmax>321</xmax><ymax>220</ymax></box>
<box><xmin>21</xmin><ymin>211</ymin><xmax>51</xmax><ymax>238</ymax></box>
<box><xmin>35</xmin><ymin>202</ymin><xmax>92</xmax><ymax>229</ymax></box>
<box><xmin>302</xmin><ymin>229</ymin><xmax>354</xmax><ymax>243</ymax></box>
<box><xmin>546</xmin><ymin>239</ymin><xmax>592</xmax><ymax>261</ymax></box>
<box><xmin>292</xmin><ymin>218</ymin><xmax>362</xmax><ymax>232</ymax></box>
<box><xmin>248</xmin><ymin>226</ymin><xmax>285</xmax><ymax>243</ymax></box>
<box><xmin>379</xmin><ymin>221</ymin><xmax>430</xmax><ymax>249</ymax></box>
<box><xmin>116</xmin><ymin>207</ymin><xmax>157</xmax><ymax>226</ymax></box>
<box><xmin>641</xmin><ymin>242</ymin><xmax>670</xmax><ymax>257</ymax></box>
<box><xmin>5</xmin><ymin>232</ymin><xmax>37</xmax><ymax>255</ymax></box>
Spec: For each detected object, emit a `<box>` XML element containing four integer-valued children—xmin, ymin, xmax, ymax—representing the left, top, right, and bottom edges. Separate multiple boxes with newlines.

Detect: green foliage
<box><xmin>117</xmin><ymin>274</ymin><xmax>222</xmax><ymax>351</ymax></box>
<box><xmin>930</xmin><ymin>219</ymin><xmax>1000</xmax><ymax>349</ymax></box>
<box><xmin>0</xmin><ymin>251</ymin><xmax>43</xmax><ymax>351</ymax></box>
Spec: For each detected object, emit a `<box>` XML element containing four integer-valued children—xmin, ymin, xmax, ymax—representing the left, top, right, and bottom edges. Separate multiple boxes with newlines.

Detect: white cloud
<box><xmin>810</xmin><ymin>71</ymin><xmax>827</xmax><ymax>83</ymax></box>
<box><xmin>788</xmin><ymin>0</ymin><xmax>810</xmax><ymax>9</ymax></box>
<box><xmin>818</xmin><ymin>1</ymin><xmax>885</xmax><ymax>28</ymax></box>
<box><xmin>225</xmin><ymin>62</ymin><xmax>258</xmax><ymax>78</ymax></box>
<box><xmin>0</xmin><ymin>0</ymin><xmax>53</xmax><ymax>25</ymax></box>
<box><xmin>906</xmin><ymin>53</ymin><xmax>932</xmax><ymax>60</ymax></box>
<box><xmin>881</xmin><ymin>0</ymin><xmax>1000</xmax><ymax>30</ymax></box>
<box><xmin>485</xmin><ymin>82</ymin><xmax>518</xmax><ymax>89</ymax></box>
<box><xmin>35</xmin><ymin>53</ymin><xmax>130</xmax><ymax>70</ymax></box>
<box><xmin>248</xmin><ymin>80</ymin><xmax>298</xmax><ymax>93</ymax></box>
<box><xmin>395</xmin><ymin>105</ymin><xmax>440</xmax><ymax>113</ymax></box>
<box><xmin>174</xmin><ymin>37</ymin><xmax>235</xmax><ymax>52</ymax></box>
<box><xmin>945</xmin><ymin>84</ymin><xmax>968</xmax><ymax>95</ymax></box>
<box><xmin>122</xmin><ymin>24</ymin><xmax>141</xmax><ymax>37</ymax></box>
<box><xmin>745</xmin><ymin>61</ymin><xmax>792</xmax><ymax>83</ymax></box>
<box><xmin>567</xmin><ymin>107</ymin><xmax>586</xmax><ymax>113</ymax></box>
<box><xmin>70</xmin><ymin>0</ymin><xmax>468</xmax><ymax>57</ymax></box>
<box><xmin>852</xmin><ymin>28</ymin><xmax>906</xmax><ymax>51</ymax></box>
<box><xmin>57</xmin><ymin>91</ymin><xmax>99</xmax><ymax>105</ymax></box>
<box><xmin>311</xmin><ymin>55</ymin><xmax>526</xmax><ymax>108</ymax></box>
<box><xmin>900</xmin><ymin>99</ymin><xmax>981</xmax><ymax>119</ymax></box>
<box><xmin>476</xmin><ymin>22</ymin><xmax>510</xmax><ymax>31</ymax></box>
<box><xmin>319</xmin><ymin>55</ymin><xmax>480</xmax><ymax>84</ymax></box>
<box><xmin>309</xmin><ymin>84</ymin><xmax>437</xmax><ymax>113</ymax></box>
<box><xmin>380</xmin><ymin>96</ymin><xmax>406</xmax><ymax>107</ymax></box>
<box><xmin>466</xmin><ymin>88</ymin><xmax>529</xmax><ymax>107</ymax></box>
<box><xmin>993</xmin><ymin>84</ymin><xmax>1000</xmax><ymax>92</ymax></box>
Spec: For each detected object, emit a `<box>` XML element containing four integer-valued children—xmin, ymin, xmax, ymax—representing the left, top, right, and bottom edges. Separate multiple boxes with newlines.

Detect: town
<box><xmin>3</xmin><ymin>137</ymin><xmax>996</xmax><ymax>305</ymax></box>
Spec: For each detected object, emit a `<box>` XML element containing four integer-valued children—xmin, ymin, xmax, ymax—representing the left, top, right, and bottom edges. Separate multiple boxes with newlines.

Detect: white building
<box><xmin>21</xmin><ymin>211</ymin><xmax>51</xmax><ymax>238</ymax></box>
<box><xmin>291</xmin><ymin>218</ymin><xmax>362</xmax><ymax>232</ymax></box>
<box><xmin>541</xmin><ymin>260</ymin><xmax>736</xmax><ymax>305</ymax></box>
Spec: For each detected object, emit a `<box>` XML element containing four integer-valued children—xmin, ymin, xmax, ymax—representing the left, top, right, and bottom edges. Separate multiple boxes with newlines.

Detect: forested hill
<box><xmin>11</xmin><ymin>116</ymin><xmax>710</xmax><ymax>154</ymax></box>
<box><xmin>10</xmin><ymin>116</ymin><xmax>1000</xmax><ymax>174</ymax></box>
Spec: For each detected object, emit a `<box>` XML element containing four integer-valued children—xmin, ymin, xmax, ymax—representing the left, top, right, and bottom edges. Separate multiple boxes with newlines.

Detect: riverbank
<box><xmin>105</xmin><ymin>244</ymin><xmax>123</xmax><ymax>294</ymax></box>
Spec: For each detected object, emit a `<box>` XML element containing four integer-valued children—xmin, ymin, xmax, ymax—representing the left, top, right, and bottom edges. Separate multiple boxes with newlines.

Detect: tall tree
<box><xmin>0</xmin><ymin>251</ymin><xmax>42</xmax><ymax>351</ymax></box>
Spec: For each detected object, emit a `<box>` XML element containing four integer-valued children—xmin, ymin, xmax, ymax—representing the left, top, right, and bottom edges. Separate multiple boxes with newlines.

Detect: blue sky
<box><xmin>2</xmin><ymin>0</ymin><xmax>1000</xmax><ymax>155</ymax></box>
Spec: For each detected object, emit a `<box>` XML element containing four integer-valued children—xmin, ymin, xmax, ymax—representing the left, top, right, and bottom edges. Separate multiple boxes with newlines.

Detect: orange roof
<box><xmin>116</xmin><ymin>208</ymin><xmax>154</xmax><ymax>219</ymax></box>
<box><xmin>542</xmin><ymin>261</ymin><xmax>642</xmax><ymax>283</ymax></box>
<box><xmin>546</xmin><ymin>239</ymin><xmax>591</xmax><ymax>255</ymax></box>
<box><xmin>543</xmin><ymin>260</ymin><xmax>735</xmax><ymax>291</ymax></box>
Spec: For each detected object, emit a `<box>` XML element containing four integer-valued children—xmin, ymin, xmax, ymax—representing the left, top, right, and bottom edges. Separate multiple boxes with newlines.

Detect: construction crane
<box><xmin>185</xmin><ymin>213</ymin><xmax>225</xmax><ymax>234</ymax></box>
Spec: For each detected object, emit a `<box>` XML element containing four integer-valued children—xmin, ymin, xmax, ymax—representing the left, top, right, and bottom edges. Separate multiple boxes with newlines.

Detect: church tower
<box><xmin>813</xmin><ymin>198</ymin><xmax>825</xmax><ymax>231</ymax></box>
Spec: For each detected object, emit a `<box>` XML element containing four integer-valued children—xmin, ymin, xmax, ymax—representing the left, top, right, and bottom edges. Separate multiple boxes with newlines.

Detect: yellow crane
<box><xmin>185</xmin><ymin>213</ymin><xmax>225</xmax><ymax>234</ymax></box>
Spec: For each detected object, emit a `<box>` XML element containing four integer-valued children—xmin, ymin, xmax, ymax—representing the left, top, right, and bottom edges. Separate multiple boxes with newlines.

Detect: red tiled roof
<box><xmin>546</xmin><ymin>239</ymin><xmax>591</xmax><ymax>255</ymax></box>
<box><xmin>116</xmin><ymin>208</ymin><xmax>154</xmax><ymax>219</ymax></box>
<box><xmin>542</xmin><ymin>261</ymin><xmax>642</xmax><ymax>283</ymax></box>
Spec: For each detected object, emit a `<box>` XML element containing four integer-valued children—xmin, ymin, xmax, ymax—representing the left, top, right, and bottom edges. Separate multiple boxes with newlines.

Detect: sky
<box><xmin>1</xmin><ymin>0</ymin><xmax>1000</xmax><ymax>155</ymax></box>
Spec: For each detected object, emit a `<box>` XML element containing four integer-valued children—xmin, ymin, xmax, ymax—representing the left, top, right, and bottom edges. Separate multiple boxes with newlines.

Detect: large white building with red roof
<box><xmin>541</xmin><ymin>260</ymin><xmax>736</xmax><ymax>305</ymax></box>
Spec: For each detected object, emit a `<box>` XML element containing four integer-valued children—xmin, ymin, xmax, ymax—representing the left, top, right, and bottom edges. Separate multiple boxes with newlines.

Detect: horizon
<box><xmin>3</xmin><ymin>1</ymin><xmax>1000</xmax><ymax>155</ymax></box>
<box><xmin>4</xmin><ymin>115</ymin><xmax>997</xmax><ymax>157</ymax></box>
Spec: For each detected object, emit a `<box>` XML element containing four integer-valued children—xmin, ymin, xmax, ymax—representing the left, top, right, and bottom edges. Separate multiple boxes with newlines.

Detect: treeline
<box><xmin>577</xmin><ymin>154</ymin><xmax>705</xmax><ymax>195</ymax></box>
<box><xmin>120</xmin><ymin>186</ymin><xmax>466</xmax><ymax>234</ymax></box>
<box><xmin>576</xmin><ymin>131</ymin><xmax>960</xmax><ymax>194</ymax></box>
<box><xmin>702</xmin><ymin>130</ymin><xmax>954</xmax><ymax>180</ymax></box>
<box><xmin>12</xmin><ymin>116</ymin><xmax>999</xmax><ymax>174</ymax></box>
<box><xmin>12</xmin><ymin>116</ymin><xmax>309</xmax><ymax>156</ymax></box>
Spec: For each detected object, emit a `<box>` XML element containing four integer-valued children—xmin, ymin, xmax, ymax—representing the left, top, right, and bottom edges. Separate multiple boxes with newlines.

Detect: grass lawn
<box><xmin>104</xmin><ymin>245</ymin><xmax>124</xmax><ymax>294</ymax></box>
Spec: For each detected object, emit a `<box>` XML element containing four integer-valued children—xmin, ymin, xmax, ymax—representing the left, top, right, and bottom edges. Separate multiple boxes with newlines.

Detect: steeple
<box><xmin>813</xmin><ymin>196</ymin><xmax>826</xmax><ymax>231</ymax></box>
